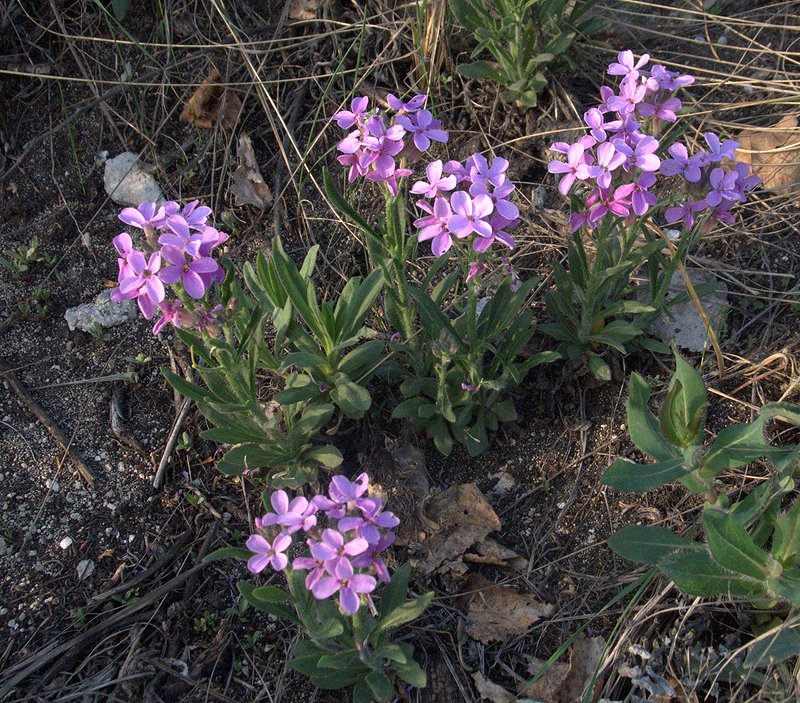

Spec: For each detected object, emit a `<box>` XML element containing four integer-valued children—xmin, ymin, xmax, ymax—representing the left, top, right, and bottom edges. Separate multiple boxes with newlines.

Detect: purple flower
<box><xmin>469</xmin><ymin>180</ymin><xmax>519</xmax><ymax>220</ymax></box>
<box><xmin>309</xmin><ymin>528</ymin><xmax>369</xmax><ymax>570</ymax></box>
<box><xmin>631</xmin><ymin>172</ymin><xmax>657</xmax><ymax>216</ymax></box>
<box><xmin>325</xmin><ymin>473</ymin><xmax>370</xmax><ymax>517</ymax></box>
<box><xmin>333</xmin><ymin>96</ymin><xmax>369</xmax><ymax>129</ymax></box>
<box><xmin>548</xmin><ymin>142</ymin><xmax>592</xmax><ymax>195</ymax></box>
<box><xmin>117</xmin><ymin>251</ymin><xmax>165</xmax><ymax>319</ymax></box>
<box><xmin>118</xmin><ymin>202</ymin><xmax>166</xmax><ymax>238</ymax></box>
<box><xmin>588</xmin><ymin>142</ymin><xmax>627</xmax><ymax>188</ymax></box>
<box><xmin>706</xmin><ymin>167</ymin><xmax>741</xmax><ymax>206</ymax></box>
<box><xmin>637</xmin><ymin>96</ymin><xmax>681</xmax><ymax>122</ymax></box>
<box><xmin>612</xmin><ymin>135</ymin><xmax>661</xmax><ymax>172</ymax></box>
<box><xmin>468</xmin><ymin>153</ymin><xmax>509</xmax><ymax>188</ymax></box>
<box><xmin>411</xmin><ymin>160</ymin><xmax>457</xmax><ymax>198</ymax></box>
<box><xmin>260</xmin><ymin>490</ymin><xmax>318</xmax><ymax>534</ymax></box>
<box><xmin>584</xmin><ymin>108</ymin><xmax>621</xmax><ymax>142</ymax></box>
<box><xmin>180</xmin><ymin>200</ymin><xmax>212</xmax><ymax>230</ymax></box>
<box><xmin>660</xmin><ymin>143</ymin><xmax>702</xmax><ymax>182</ymax></box>
<box><xmin>607</xmin><ymin>75</ymin><xmax>648</xmax><ymax>115</ymax></box>
<box><xmin>650</xmin><ymin>64</ymin><xmax>695</xmax><ymax>91</ymax></box>
<box><xmin>246</xmin><ymin>532</ymin><xmax>291</xmax><ymax>573</ymax></box>
<box><xmin>311</xmin><ymin>556</ymin><xmax>376</xmax><ymax>615</ymax></box>
<box><xmin>338</xmin><ymin>497</ymin><xmax>400</xmax><ymax>544</ymax></box>
<box><xmin>448</xmin><ymin>191</ymin><xmax>494</xmax><ymax>239</ymax></box>
<box><xmin>395</xmin><ymin>109</ymin><xmax>448</xmax><ymax>152</ymax></box>
<box><xmin>152</xmin><ymin>299</ymin><xmax>192</xmax><ymax>335</ymax></box>
<box><xmin>386</xmin><ymin>93</ymin><xmax>427</xmax><ymax>113</ymax></box>
<box><xmin>608</xmin><ymin>50</ymin><xmax>650</xmax><ymax>78</ymax></box>
<box><xmin>293</xmin><ymin>554</ymin><xmax>327</xmax><ymax>591</ymax></box>
<box><xmin>704</xmin><ymin>132</ymin><xmax>739</xmax><ymax>162</ymax></box>
<box><xmin>415</xmin><ymin>197</ymin><xmax>455</xmax><ymax>257</ymax></box>
<box><xmin>351</xmin><ymin>533</ymin><xmax>395</xmax><ymax>583</ymax></box>
<box><xmin>113</xmin><ymin>232</ymin><xmax>136</xmax><ymax>278</ymax></box>
<box><xmin>196</xmin><ymin>304</ymin><xmax>222</xmax><ymax>333</ymax></box>
<box><xmin>665</xmin><ymin>200</ymin><xmax>706</xmax><ymax>229</ymax></box>
<box><xmin>734</xmin><ymin>161</ymin><xmax>760</xmax><ymax>193</ymax></box>
<box><xmin>157</xmin><ymin>219</ymin><xmax>207</xmax><ymax>257</ymax></box>
<box><xmin>159</xmin><ymin>246</ymin><xmax>218</xmax><ymax>299</ymax></box>
<box><xmin>466</xmin><ymin>261</ymin><xmax>485</xmax><ymax>282</ymax></box>
<box><xmin>337</xmin><ymin>151</ymin><xmax>370</xmax><ymax>182</ymax></box>
<box><xmin>588</xmin><ymin>183</ymin><xmax>635</xmax><ymax>224</ymax></box>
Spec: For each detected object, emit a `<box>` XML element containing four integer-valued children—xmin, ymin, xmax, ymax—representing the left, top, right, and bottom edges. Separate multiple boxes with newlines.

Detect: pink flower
<box><xmin>448</xmin><ymin>191</ymin><xmax>494</xmax><ymax>239</ymax></box>
<box><xmin>548</xmin><ymin>142</ymin><xmax>591</xmax><ymax>195</ymax></box>
<box><xmin>607</xmin><ymin>50</ymin><xmax>650</xmax><ymax>78</ymax></box>
<box><xmin>411</xmin><ymin>160</ymin><xmax>457</xmax><ymax>198</ymax></box>
<box><xmin>395</xmin><ymin>109</ymin><xmax>448</xmax><ymax>151</ymax></box>
<box><xmin>386</xmin><ymin>93</ymin><xmax>427</xmax><ymax>113</ymax></box>
<box><xmin>415</xmin><ymin>197</ymin><xmax>455</xmax><ymax>257</ymax></box>
<box><xmin>159</xmin><ymin>246</ymin><xmax>218</xmax><ymax>299</ymax></box>
<box><xmin>333</xmin><ymin>96</ymin><xmax>369</xmax><ymax>129</ymax></box>
<box><xmin>246</xmin><ymin>532</ymin><xmax>291</xmax><ymax>573</ymax></box>
<box><xmin>311</xmin><ymin>557</ymin><xmax>376</xmax><ymax>615</ymax></box>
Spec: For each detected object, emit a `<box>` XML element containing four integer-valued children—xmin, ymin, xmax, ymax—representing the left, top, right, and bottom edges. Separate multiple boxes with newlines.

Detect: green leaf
<box><xmin>365</xmin><ymin>671</ymin><xmax>395</xmax><ymax>703</ymax></box>
<box><xmin>161</xmin><ymin>368</ymin><xmax>207</xmax><ymax>404</ymax></box>
<box><xmin>661</xmin><ymin>551</ymin><xmax>764</xmax><ymax>599</ymax></box>
<box><xmin>303</xmin><ymin>444</ymin><xmax>343</xmax><ymax>468</ymax></box>
<box><xmin>769</xmin><ymin>568</ymin><xmax>800</xmax><ymax>605</ymax></box>
<box><xmin>745</xmin><ymin>627</ymin><xmax>800</xmax><ymax>669</ymax></box>
<box><xmin>377</xmin><ymin>644</ymin><xmax>408</xmax><ymax>664</ymax></box>
<box><xmin>393</xmin><ymin>658</ymin><xmax>427</xmax><ymax>688</ymax></box>
<box><xmin>772</xmin><ymin>498</ymin><xmax>800</xmax><ymax>565</ymax></box>
<box><xmin>448</xmin><ymin>0</ymin><xmax>487</xmax><ymax>30</ymax></box>
<box><xmin>330</xmin><ymin>373</ymin><xmax>372</xmax><ymax>419</ymax></box>
<box><xmin>391</xmin><ymin>397</ymin><xmax>433</xmax><ymax>420</ymax></box>
<box><xmin>626</xmin><ymin>373</ymin><xmax>680</xmax><ymax>462</ymax></box>
<box><xmin>337</xmin><ymin>270</ymin><xmax>384</xmax><ymax>341</ymax></box>
<box><xmin>493</xmin><ymin>399</ymin><xmax>517</xmax><ymax>423</ymax></box>
<box><xmin>699</xmin><ymin>415</ymin><xmax>796</xmax><ymax>476</ymax></box>
<box><xmin>602</xmin><ymin>456</ymin><xmax>688</xmax><ymax>492</ymax></box>
<box><xmin>203</xmin><ymin>547</ymin><xmax>252</xmax><ymax>563</ymax></box>
<box><xmin>587</xmin><ymin>354</ymin><xmax>611</xmax><ymax>381</ymax></box>
<box><xmin>339</xmin><ymin>340</ymin><xmax>385</xmax><ymax>378</ymax></box>
<box><xmin>379</xmin><ymin>562</ymin><xmax>411</xmax><ymax>617</ymax></box>
<box><xmin>294</xmin><ymin>403</ymin><xmax>335</xmax><ymax>436</ymax></box>
<box><xmin>323</xmin><ymin>167</ymin><xmax>382</xmax><ymax>242</ymax></box>
<box><xmin>659</xmin><ymin>353</ymin><xmax>707</xmax><ymax>449</ymax></box>
<box><xmin>317</xmin><ymin>650</ymin><xmax>360</xmax><ymax>670</ymax></box>
<box><xmin>760</xmin><ymin>401</ymin><xmax>800</xmax><ymax>426</ymax></box>
<box><xmin>200</xmin><ymin>426</ymin><xmax>268</xmax><ymax>444</ymax></box>
<box><xmin>456</xmin><ymin>61</ymin><xmax>506</xmax><ymax>82</ymax></box>
<box><xmin>607</xmin><ymin>525</ymin><xmax>699</xmax><ymax>566</ymax></box>
<box><xmin>374</xmin><ymin>592</ymin><xmax>433</xmax><ymax>635</ymax></box>
<box><xmin>111</xmin><ymin>0</ymin><xmax>131</xmax><ymax>21</ymax></box>
<box><xmin>352</xmin><ymin>681</ymin><xmax>373</xmax><ymax>703</ymax></box>
<box><xmin>275</xmin><ymin>383</ymin><xmax>321</xmax><ymax>405</ymax></box>
<box><xmin>704</xmin><ymin>510</ymin><xmax>772</xmax><ymax>579</ymax></box>
<box><xmin>237</xmin><ymin>582</ymin><xmax>299</xmax><ymax>624</ymax></box>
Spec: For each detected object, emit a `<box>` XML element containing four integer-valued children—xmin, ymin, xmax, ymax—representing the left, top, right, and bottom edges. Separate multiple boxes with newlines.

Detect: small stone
<box><xmin>46</xmin><ymin>479</ymin><xmax>60</xmax><ymax>493</ymax></box>
<box><xmin>0</xmin><ymin>537</ymin><xmax>9</xmax><ymax>557</ymax></box>
<box><xmin>59</xmin><ymin>536</ymin><xmax>73</xmax><ymax>550</ymax></box>
<box><xmin>103</xmin><ymin>151</ymin><xmax>163</xmax><ymax>206</ymax></box>
<box><xmin>64</xmin><ymin>289</ymin><xmax>138</xmax><ymax>335</ymax></box>
<box><xmin>66</xmin><ymin>341</ymin><xmax>74</xmax><ymax>351</ymax></box>
<box><xmin>76</xmin><ymin>560</ymin><xmax>95</xmax><ymax>581</ymax></box>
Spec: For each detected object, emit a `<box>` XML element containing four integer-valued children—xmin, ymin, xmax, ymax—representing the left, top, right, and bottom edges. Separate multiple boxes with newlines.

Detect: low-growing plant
<box><xmin>604</xmin><ymin>352</ymin><xmax>800</xmax><ymax>608</ymax></box>
<box><xmin>208</xmin><ymin>473</ymin><xmax>432</xmax><ymax>703</ymax></box>
<box><xmin>0</xmin><ymin>236</ymin><xmax>55</xmax><ymax>279</ymax></box>
<box><xmin>448</xmin><ymin>0</ymin><xmax>601</xmax><ymax>107</ymax></box>
<box><xmin>544</xmin><ymin>51</ymin><xmax>760</xmax><ymax>379</ymax></box>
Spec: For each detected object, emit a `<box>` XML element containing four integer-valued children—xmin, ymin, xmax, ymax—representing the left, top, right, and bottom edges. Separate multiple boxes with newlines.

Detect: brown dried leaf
<box><xmin>519</xmin><ymin>636</ymin><xmax>606</xmax><ymax>703</ymax></box>
<box><xmin>464</xmin><ymin>537</ymin><xmax>527</xmax><ymax>571</ymax></box>
<box><xmin>736</xmin><ymin>114</ymin><xmax>800</xmax><ymax>194</ymax></box>
<box><xmin>472</xmin><ymin>672</ymin><xmax>515</xmax><ymax>703</ymax></box>
<box><xmin>180</xmin><ymin>68</ymin><xmax>242</xmax><ymax>131</ymax></box>
<box><xmin>465</xmin><ymin>574</ymin><xmax>555</xmax><ymax>644</ymax></box>
<box><xmin>418</xmin><ymin>484</ymin><xmax>501</xmax><ymax>575</ymax></box>
<box><xmin>230</xmin><ymin>133</ymin><xmax>273</xmax><ymax>209</ymax></box>
<box><xmin>289</xmin><ymin>0</ymin><xmax>322</xmax><ymax>20</ymax></box>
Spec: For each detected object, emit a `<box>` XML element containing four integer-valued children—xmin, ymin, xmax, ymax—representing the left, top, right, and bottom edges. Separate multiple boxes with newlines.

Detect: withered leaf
<box><xmin>288</xmin><ymin>0</ymin><xmax>322</xmax><ymax>20</ymax></box>
<box><xmin>519</xmin><ymin>636</ymin><xmax>606</xmax><ymax>703</ymax></box>
<box><xmin>464</xmin><ymin>537</ymin><xmax>527</xmax><ymax>571</ymax></box>
<box><xmin>465</xmin><ymin>574</ymin><xmax>554</xmax><ymax>644</ymax></box>
<box><xmin>736</xmin><ymin>114</ymin><xmax>800</xmax><ymax>194</ymax></box>
<box><xmin>230</xmin><ymin>133</ymin><xmax>273</xmax><ymax>209</ymax></box>
<box><xmin>472</xmin><ymin>672</ymin><xmax>515</xmax><ymax>703</ymax></box>
<box><xmin>418</xmin><ymin>484</ymin><xmax>501</xmax><ymax>575</ymax></box>
<box><xmin>181</xmin><ymin>68</ymin><xmax>242</xmax><ymax>131</ymax></box>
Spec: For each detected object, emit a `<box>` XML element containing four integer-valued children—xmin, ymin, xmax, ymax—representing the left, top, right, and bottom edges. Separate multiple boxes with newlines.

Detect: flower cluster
<box><xmin>412</xmin><ymin>153</ymin><xmax>519</xmax><ymax>257</ymax></box>
<box><xmin>110</xmin><ymin>200</ymin><xmax>228</xmax><ymax>335</ymax></box>
<box><xmin>548</xmin><ymin>50</ymin><xmax>759</xmax><ymax>232</ymax></box>
<box><xmin>333</xmin><ymin>93</ymin><xmax>448</xmax><ymax>195</ymax></box>
<box><xmin>245</xmin><ymin>473</ymin><xmax>399</xmax><ymax>615</ymax></box>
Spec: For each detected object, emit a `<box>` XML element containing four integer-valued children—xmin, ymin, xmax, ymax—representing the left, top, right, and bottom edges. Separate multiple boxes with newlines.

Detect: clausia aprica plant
<box><xmin>109</xmin><ymin>49</ymin><xmax>776</xmax><ymax>700</ymax></box>
<box><xmin>206</xmin><ymin>473</ymin><xmax>432</xmax><ymax>702</ymax></box>
<box><xmin>544</xmin><ymin>50</ymin><xmax>760</xmax><ymax>380</ymax></box>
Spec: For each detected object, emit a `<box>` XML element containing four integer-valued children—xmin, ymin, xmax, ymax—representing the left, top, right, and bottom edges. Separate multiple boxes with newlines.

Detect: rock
<box><xmin>103</xmin><ymin>151</ymin><xmax>163</xmax><ymax>206</ymax></box>
<box><xmin>0</xmin><ymin>537</ymin><xmax>9</xmax><ymax>557</ymax></box>
<box><xmin>65</xmin><ymin>289</ymin><xmax>137</xmax><ymax>335</ymax></box>
<box><xmin>59</xmin><ymin>536</ymin><xmax>73</xmax><ymax>550</ymax></box>
<box><xmin>645</xmin><ymin>268</ymin><xmax>728</xmax><ymax>352</ymax></box>
<box><xmin>76</xmin><ymin>559</ymin><xmax>95</xmax><ymax>580</ymax></box>
<box><xmin>46</xmin><ymin>479</ymin><xmax>60</xmax><ymax>493</ymax></box>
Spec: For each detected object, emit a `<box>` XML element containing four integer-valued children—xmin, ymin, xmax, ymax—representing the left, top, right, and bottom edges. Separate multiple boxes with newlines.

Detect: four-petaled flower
<box><xmin>246</xmin><ymin>533</ymin><xmax>291</xmax><ymax>574</ymax></box>
<box><xmin>311</xmin><ymin>556</ymin><xmax>376</xmax><ymax>615</ymax></box>
<box><xmin>395</xmin><ymin>109</ymin><xmax>448</xmax><ymax>152</ymax></box>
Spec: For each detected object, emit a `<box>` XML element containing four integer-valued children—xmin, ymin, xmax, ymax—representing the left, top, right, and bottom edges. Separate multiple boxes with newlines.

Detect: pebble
<box><xmin>46</xmin><ymin>479</ymin><xmax>60</xmax><ymax>493</ymax></box>
<box><xmin>59</xmin><ymin>537</ymin><xmax>73</xmax><ymax>550</ymax></box>
<box><xmin>0</xmin><ymin>537</ymin><xmax>9</xmax><ymax>557</ymax></box>
<box><xmin>76</xmin><ymin>559</ymin><xmax>95</xmax><ymax>580</ymax></box>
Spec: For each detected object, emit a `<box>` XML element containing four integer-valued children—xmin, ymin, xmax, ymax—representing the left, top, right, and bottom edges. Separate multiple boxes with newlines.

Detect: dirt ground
<box><xmin>2</xmin><ymin>1</ymin><xmax>800</xmax><ymax>702</ymax></box>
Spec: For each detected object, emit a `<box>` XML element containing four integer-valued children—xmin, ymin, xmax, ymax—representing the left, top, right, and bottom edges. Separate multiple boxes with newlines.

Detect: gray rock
<box><xmin>64</xmin><ymin>289</ymin><xmax>137</xmax><ymax>336</ymax></box>
<box><xmin>103</xmin><ymin>152</ymin><xmax>163</xmax><ymax>206</ymax></box>
<box><xmin>0</xmin><ymin>537</ymin><xmax>9</xmax><ymax>557</ymax></box>
<box><xmin>77</xmin><ymin>559</ymin><xmax>95</xmax><ymax>580</ymax></box>
<box><xmin>645</xmin><ymin>268</ymin><xmax>728</xmax><ymax>352</ymax></box>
